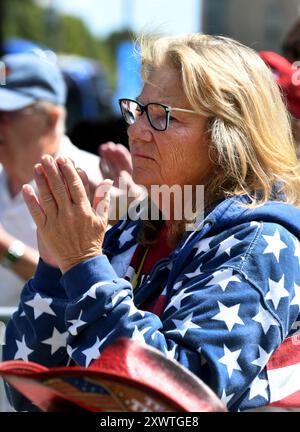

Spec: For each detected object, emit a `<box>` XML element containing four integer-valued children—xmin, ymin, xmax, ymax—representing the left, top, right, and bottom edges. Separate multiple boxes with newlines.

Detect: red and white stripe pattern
<box><xmin>267</xmin><ymin>335</ymin><xmax>300</xmax><ymax>408</ymax></box>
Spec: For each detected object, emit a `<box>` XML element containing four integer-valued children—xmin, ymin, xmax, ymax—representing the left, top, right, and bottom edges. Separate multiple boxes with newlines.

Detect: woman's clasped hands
<box><xmin>22</xmin><ymin>155</ymin><xmax>113</xmax><ymax>273</ymax></box>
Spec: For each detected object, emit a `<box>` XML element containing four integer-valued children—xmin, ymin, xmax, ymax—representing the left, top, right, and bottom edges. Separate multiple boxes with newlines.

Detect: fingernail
<box><xmin>56</xmin><ymin>156</ymin><xmax>67</xmax><ymax>165</ymax></box>
<box><xmin>22</xmin><ymin>184</ymin><xmax>32</xmax><ymax>194</ymax></box>
<box><xmin>42</xmin><ymin>155</ymin><xmax>53</xmax><ymax>166</ymax></box>
<box><xmin>103</xmin><ymin>179</ymin><xmax>114</xmax><ymax>186</ymax></box>
<box><xmin>34</xmin><ymin>164</ymin><xmax>43</xmax><ymax>176</ymax></box>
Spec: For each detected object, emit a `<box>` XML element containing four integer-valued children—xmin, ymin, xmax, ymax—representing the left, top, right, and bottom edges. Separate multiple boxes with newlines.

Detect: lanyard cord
<box><xmin>132</xmin><ymin>247</ymin><xmax>150</xmax><ymax>290</ymax></box>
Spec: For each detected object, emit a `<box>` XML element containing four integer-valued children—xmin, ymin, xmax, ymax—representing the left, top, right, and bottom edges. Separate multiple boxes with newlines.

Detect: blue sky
<box><xmin>53</xmin><ymin>0</ymin><xmax>202</xmax><ymax>37</ymax></box>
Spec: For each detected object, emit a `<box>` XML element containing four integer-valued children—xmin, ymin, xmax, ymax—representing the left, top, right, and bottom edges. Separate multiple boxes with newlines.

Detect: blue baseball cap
<box><xmin>0</xmin><ymin>52</ymin><xmax>66</xmax><ymax>111</ymax></box>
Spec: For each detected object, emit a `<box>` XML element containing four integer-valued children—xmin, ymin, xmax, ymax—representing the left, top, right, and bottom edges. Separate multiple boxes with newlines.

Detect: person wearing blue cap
<box><xmin>0</xmin><ymin>52</ymin><xmax>104</xmax><ymax>306</ymax></box>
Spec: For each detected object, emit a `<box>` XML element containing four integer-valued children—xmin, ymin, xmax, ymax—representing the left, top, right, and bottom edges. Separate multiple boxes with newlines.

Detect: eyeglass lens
<box><xmin>120</xmin><ymin>100</ymin><xmax>167</xmax><ymax>131</ymax></box>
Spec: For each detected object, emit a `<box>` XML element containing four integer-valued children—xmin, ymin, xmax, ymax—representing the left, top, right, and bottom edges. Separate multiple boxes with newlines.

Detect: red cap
<box><xmin>259</xmin><ymin>50</ymin><xmax>300</xmax><ymax>119</ymax></box>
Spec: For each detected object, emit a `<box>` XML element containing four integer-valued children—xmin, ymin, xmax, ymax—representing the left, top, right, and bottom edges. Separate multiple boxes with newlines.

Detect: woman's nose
<box><xmin>127</xmin><ymin>114</ymin><xmax>153</xmax><ymax>142</ymax></box>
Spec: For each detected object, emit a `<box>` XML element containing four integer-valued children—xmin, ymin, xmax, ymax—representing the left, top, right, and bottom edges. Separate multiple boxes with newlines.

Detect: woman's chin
<box><xmin>132</xmin><ymin>169</ymin><xmax>156</xmax><ymax>189</ymax></box>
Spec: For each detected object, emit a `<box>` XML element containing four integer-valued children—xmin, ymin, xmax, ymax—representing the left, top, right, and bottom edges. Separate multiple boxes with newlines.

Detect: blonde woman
<box><xmin>4</xmin><ymin>34</ymin><xmax>300</xmax><ymax>411</ymax></box>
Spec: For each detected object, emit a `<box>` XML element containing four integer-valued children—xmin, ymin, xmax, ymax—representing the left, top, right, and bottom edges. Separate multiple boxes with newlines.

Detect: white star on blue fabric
<box><xmin>293</xmin><ymin>237</ymin><xmax>300</xmax><ymax>266</ymax></box>
<box><xmin>161</xmin><ymin>287</ymin><xmax>167</xmax><ymax>295</ymax></box>
<box><xmin>164</xmin><ymin>344</ymin><xmax>177</xmax><ymax>360</ymax></box>
<box><xmin>291</xmin><ymin>320</ymin><xmax>300</xmax><ymax>331</ymax></box>
<box><xmin>82</xmin><ymin>331</ymin><xmax>114</xmax><ymax>367</ymax></box>
<box><xmin>250</xmin><ymin>221</ymin><xmax>260</xmax><ymax>228</ymax></box>
<box><xmin>131</xmin><ymin>326</ymin><xmax>152</xmax><ymax>344</ymax></box>
<box><xmin>212</xmin><ymin>302</ymin><xmax>245</xmax><ymax>331</ymax></box>
<box><xmin>68</xmin><ymin>310</ymin><xmax>87</xmax><ymax>336</ymax></box>
<box><xmin>196</xmin><ymin>346</ymin><xmax>207</xmax><ymax>365</ymax></box>
<box><xmin>79</xmin><ymin>281</ymin><xmax>112</xmax><ymax>301</ymax></box>
<box><xmin>164</xmin><ymin>287</ymin><xmax>190</xmax><ymax>312</ymax></box>
<box><xmin>67</xmin><ymin>344</ymin><xmax>77</xmax><ymax>358</ymax></box>
<box><xmin>215</xmin><ymin>235</ymin><xmax>241</xmax><ymax>258</ymax></box>
<box><xmin>219</xmin><ymin>345</ymin><xmax>242</xmax><ymax>378</ymax></box>
<box><xmin>14</xmin><ymin>335</ymin><xmax>33</xmax><ymax>361</ymax></box>
<box><xmin>173</xmin><ymin>280</ymin><xmax>183</xmax><ymax>291</ymax></box>
<box><xmin>82</xmin><ymin>336</ymin><xmax>103</xmax><ymax>367</ymax></box>
<box><xmin>221</xmin><ymin>389</ymin><xmax>235</xmax><ymax>405</ymax></box>
<box><xmin>125</xmin><ymin>265</ymin><xmax>137</xmax><ymax>283</ymax></box>
<box><xmin>42</xmin><ymin>327</ymin><xmax>68</xmax><ymax>355</ymax></box>
<box><xmin>252</xmin><ymin>304</ymin><xmax>280</xmax><ymax>334</ymax></box>
<box><xmin>193</xmin><ymin>236</ymin><xmax>214</xmax><ymax>256</ymax></box>
<box><xmin>82</xmin><ymin>329</ymin><xmax>115</xmax><ymax>367</ymax></box>
<box><xmin>122</xmin><ymin>298</ymin><xmax>146</xmax><ymax>317</ymax></box>
<box><xmin>248</xmin><ymin>375</ymin><xmax>269</xmax><ymax>400</ymax></box>
<box><xmin>118</xmin><ymin>225</ymin><xmax>135</xmax><ymax>248</ymax></box>
<box><xmin>262</xmin><ymin>229</ymin><xmax>288</xmax><ymax>262</ymax></box>
<box><xmin>166</xmin><ymin>262</ymin><xmax>173</xmax><ymax>271</ymax></box>
<box><xmin>111</xmin><ymin>289</ymin><xmax>129</xmax><ymax>307</ymax></box>
<box><xmin>171</xmin><ymin>313</ymin><xmax>201</xmax><ymax>337</ymax></box>
<box><xmin>265</xmin><ymin>275</ymin><xmax>289</xmax><ymax>309</ymax></box>
<box><xmin>185</xmin><ymin>266</ymin><xmax>202</xmax><ymax>279</ymax></box>
<box><xmin>205</xmin><ymin>268</ymin><xmax>240</xmax><ymax>291</ymax></box>
<box><xmin>251</xmin><ymin>345</ymin><xmax>272</xmax><ymax>369</ymax></box>
<box><xmin>291</xmin><ymin>282</ymin><xmax>300</xmax><ymax>309</ymax></box>
<box><xmin>25</xmin><ymin>293</ymin><xmax>56</xmax><ymax>319</ymax></box>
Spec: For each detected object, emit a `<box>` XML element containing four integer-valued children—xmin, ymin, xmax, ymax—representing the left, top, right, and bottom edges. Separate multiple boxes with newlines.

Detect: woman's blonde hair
<box><xmin>139</xmin><ymin>33</ymin><xmax>300</xmax><ymax>208</ymax></box>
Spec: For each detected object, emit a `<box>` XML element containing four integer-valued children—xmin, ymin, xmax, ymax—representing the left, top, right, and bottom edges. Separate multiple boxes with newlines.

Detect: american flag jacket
<box><xmin>3</xmin><ymin>195</ymin><xmax>300</xmax><ymax>411</ymax></box>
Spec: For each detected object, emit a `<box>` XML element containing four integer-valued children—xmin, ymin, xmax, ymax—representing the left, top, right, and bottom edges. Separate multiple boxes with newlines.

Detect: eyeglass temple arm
<box><xmin>170</xmin><ymin>107</ymin><xmax>198</xmax><ymax>114</ymax></box>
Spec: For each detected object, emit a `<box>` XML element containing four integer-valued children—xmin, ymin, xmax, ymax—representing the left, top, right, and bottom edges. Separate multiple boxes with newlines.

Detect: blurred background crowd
<box><xmin>1</xmin><ymin>0</ymin><xmax>300</xmax><ymax>152</ymax></box>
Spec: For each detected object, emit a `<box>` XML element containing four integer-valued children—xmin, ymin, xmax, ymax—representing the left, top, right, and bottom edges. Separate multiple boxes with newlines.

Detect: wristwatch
<box><xmin>0</xmin><ymin>240</ymin><xmax>26</xmax><ymax>269</ymax></box>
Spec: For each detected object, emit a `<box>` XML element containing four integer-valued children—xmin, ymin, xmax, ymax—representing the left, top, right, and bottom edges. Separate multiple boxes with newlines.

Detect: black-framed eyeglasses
<box><xmin>118</xmin><ymin>98</ymin><xmax>198</xmax><ymax>131</ymax></box>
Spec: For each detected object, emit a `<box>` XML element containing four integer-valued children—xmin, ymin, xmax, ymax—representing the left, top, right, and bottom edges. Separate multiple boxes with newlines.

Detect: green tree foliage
<box><xmin>4</xmin><ymin>0</ymin><xmax>47</xmax><ymax>45</ymax></box>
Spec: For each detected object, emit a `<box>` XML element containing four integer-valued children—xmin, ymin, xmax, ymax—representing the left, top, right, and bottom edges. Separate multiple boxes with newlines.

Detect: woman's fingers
<box><xmin>93</xmin><ymin>180</ymin><xmax>113</xmax><ymax>219</ymax></box>
<box><xmin>112</xmin><ymin>144</ymin><xmax>133</xmax><ymax>173</ymax></box>
<box><xmin>56</xmin><ymin>156</ymin><xmax>90</xmax><ymax>206</ymax></box>
<box><xmin>99</xmin><ymin>157</ymin><xmax>111</xmax><ymax>179</ymax></box>
<box><xmin>40</xmin><ymin>155</ymin><xmax>70</xmax><ymax>207</ymax></box>
<box><xmin>99</xmin><ymin>142</ymin><xmax>133</xmax><ymax>178</ymax></box>
<box><xmin>34</xmin><ymin>163</ymin><xmax>58</xmax><ymax>215</ymax></box>
<box><xmin>100</xmin><ymin>145</ymin><xmax>118</xmax><ymax>180</ymax></box>
<box><xmin>32</xmin><ymin>156</ymin><xmax>92</xmax><ymax>219</ymax></box>
<box><xmin>76</xmin><ymin>167</ymin><xmax>90</xmax><ymax>200</ymax></box>
<box><xmin>22</xmin><ymin>184</ymin><xmax>46</xmax><ymax>228</ymax></box>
